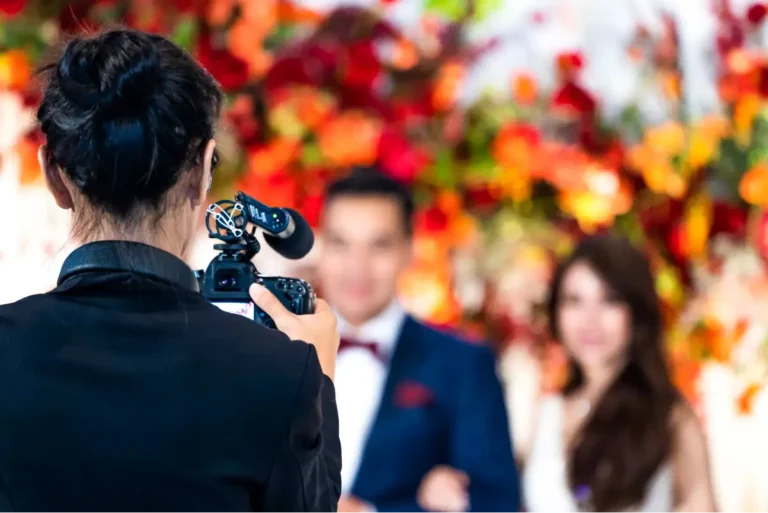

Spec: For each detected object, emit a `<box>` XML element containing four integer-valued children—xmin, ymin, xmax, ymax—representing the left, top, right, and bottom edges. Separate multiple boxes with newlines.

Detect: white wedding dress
<box><xmin>523</xmin><ymin>396</ymin><xmax>674</xmax><ymax>512</ymax></box>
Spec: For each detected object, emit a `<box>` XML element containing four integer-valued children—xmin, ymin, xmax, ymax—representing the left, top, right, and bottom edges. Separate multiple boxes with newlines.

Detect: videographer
<box><xmin>0</xmin><ymin>29</ymin><xmax>340</xmax><ymax>511</ymax></box>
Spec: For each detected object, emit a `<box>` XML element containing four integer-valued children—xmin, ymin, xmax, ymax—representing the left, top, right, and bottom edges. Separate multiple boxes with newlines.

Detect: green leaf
<box><xmin>712</xmin><ymin>137</ymin><xmax>749</xmax><ymax>200</ymax></box>
<box><xmin>170</xmin><ymin>17</ymin><xmax>198</xmax><ymax>52</ymax></box>
<box><xmin>300</xmin><ymin>143</ymin><xmax>325</xmax><ymax>168</ymax></box>
<box><xmin>427</xmin><ymin>148</ymin><xmax>456</xmax><ymax>189</ymax></box>
<box><xmin>465</xmin><ymin>152</ymin><xmax>497</xmax><ymax>182</ymax></box>
<box><xmin>473</xmin><ymin>0</ymin><xmax>503</xmax><ymax>21</ymax></box>
<box><xmin>425</xmin><ymin>0</ymin><xmax>466</xmax><ymax>21</ymax></box>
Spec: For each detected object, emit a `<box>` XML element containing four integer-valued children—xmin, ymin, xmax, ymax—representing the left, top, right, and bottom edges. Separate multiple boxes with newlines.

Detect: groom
<box><xmin>316</xmin><ymin>168</ymin><xmax>520</xmax><ymax>511</ymax></box>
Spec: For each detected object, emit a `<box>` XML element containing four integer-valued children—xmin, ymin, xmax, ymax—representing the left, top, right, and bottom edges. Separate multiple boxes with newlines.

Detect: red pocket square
<box><xmin>394</xmin><ymin>380</ymin><xmax>434</xmax><ymax>408</ymax></box>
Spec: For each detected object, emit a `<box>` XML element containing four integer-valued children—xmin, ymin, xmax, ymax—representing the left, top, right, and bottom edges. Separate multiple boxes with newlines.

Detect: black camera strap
<box><xmin>57</xmin><ymin>241</ymin><xmax>200</xmax><ymax>292</ymax></box>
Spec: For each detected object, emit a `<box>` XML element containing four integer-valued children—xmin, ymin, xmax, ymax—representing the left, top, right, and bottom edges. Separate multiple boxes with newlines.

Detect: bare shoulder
<box><xmin>669</xmin><ymin>402</ymin><xmax>718</xmax><ymax>511</ymax></box>
<box><xmin>670</xmin><ymin>402</ymin><xmax>705</xmax><ymax>443</ymax></box>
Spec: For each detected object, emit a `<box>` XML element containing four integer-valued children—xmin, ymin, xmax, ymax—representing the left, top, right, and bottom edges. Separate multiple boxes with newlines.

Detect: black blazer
<box><xmin>0</xmin><ymin>241</ymin><xmax>341</xmax><ymax>512</ymax></box>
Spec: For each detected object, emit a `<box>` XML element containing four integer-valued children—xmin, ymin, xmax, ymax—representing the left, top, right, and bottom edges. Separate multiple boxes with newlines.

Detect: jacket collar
<box><xmin>57</xmin><ymin>241</ymin><xmax>199</xmax><ymax>292</ymax></box>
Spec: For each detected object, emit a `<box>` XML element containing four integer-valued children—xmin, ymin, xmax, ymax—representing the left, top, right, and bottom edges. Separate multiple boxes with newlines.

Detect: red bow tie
<box><xmin>339</xmin><ymin>338</ymin><xmax>385</xmax><ymax>361</ymax></box>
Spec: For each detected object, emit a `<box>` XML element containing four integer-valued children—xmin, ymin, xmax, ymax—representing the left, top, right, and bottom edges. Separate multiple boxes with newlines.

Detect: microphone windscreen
<box><xmin>263</xmin><ymin>208</ymin><xmax>315</xmax><ymax>260</ymax></box>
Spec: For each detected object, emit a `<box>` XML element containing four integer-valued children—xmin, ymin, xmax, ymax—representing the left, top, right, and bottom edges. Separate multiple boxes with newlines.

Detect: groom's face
<box><xmin>318</xmin><ymin>195</ymin><xmax>412</xmax><ymax>326</ymax></box>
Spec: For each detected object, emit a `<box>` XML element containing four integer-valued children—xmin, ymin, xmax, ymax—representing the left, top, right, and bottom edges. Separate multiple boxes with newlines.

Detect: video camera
<box><xmin>195</xmin><ymin>192</ymin><xmax>316</xmax><ymax>329</ymax></box>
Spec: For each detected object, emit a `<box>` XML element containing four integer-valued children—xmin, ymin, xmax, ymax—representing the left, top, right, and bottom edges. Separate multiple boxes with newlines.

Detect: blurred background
<box><xmin>2</xmin><ymin>0</ymin><xmax>768</xmax><ymax>509</ymax></box>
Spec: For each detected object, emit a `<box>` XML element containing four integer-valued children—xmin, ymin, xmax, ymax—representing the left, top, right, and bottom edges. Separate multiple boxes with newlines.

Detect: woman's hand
<box><xmin>416</xmin><ymin>465</ymin><xmax>470</xmax><ymax>512</ymax></box>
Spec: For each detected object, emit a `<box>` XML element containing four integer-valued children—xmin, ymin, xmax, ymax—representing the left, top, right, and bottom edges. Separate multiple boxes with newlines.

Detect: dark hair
<box><xmin>325</xmin><ymin>167</ymin><xmax>414</xmax><ymax>235</ymax></box>
<box><xmin>546</xmin><ymin>234</ymin><xmax>680</xmax><ymax>511</ymax></box>
<box><xmin>37</xmin><ymin>29</ymin><xmax>223</xmax><ymax>224</ymax></box>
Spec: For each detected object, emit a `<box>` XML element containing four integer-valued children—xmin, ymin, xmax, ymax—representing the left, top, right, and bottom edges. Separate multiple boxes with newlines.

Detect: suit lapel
<box><xmin>351</xmin><ymin>316</ymin><xmax>423</xmax><ymax>499</ymax></box>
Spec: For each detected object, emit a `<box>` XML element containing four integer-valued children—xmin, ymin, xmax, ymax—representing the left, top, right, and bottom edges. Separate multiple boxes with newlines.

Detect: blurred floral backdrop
<box><xmin>4</xmin><ymin>0</ymin><xmax>768</xmax><ymax>508</ymax></box>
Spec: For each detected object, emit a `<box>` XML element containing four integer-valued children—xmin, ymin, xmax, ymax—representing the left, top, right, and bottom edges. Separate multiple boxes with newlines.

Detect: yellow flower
<box><xmin>686</xmin><ymin>115</ymin><xmax>728</xmax><ymax>170</ymax></box>
<box><xmin>557</xmin><ymin>168</ymin><xmax>633</xmax><ymax>231</ymax></box>
<box><xmin>645</xmin><ymin>121</ymin><xmax>685</xmax><ymax>156</ymax></box>
<box><xmin>734</xmin><ymin>93</ymin><xmax>762</xmax><ymax>147</ymax></box>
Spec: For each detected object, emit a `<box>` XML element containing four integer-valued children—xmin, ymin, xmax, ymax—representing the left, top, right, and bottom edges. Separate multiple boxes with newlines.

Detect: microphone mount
<box><xmin>205</xmin><ymin>192</ymin><xmax>295</xmax><ymax>263</ymax></box>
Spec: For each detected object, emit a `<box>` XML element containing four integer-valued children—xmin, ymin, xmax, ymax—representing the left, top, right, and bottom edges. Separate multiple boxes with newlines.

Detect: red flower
<box><xmin>715</xmin><ymin>3</ymin><xmax>746</xmax><ymax>59</ymax></box>
<box><xmin>464</xmin><ymin>184</ymin><xmax>500</xmax><ymax>211</ymax></box>
<box><xmin>556</xmin><ymin>51</ymin><xmax>585</xmax><ymax>74</ymax></box>
<box><xmin>265</xmin><ymin>41</ymin><xmax>339</xmax><ymax>92</ymax></box>
<box><xmin>225</xmin><ymin>95</ymin><xmax>262</xmax><ymax>147</ymax></box>
<box><xmin>711</xmin><ymin>201</ymin><xmax>748</xmax><ymax>238</ymax></box>
<box><xmin>341</xmin><ymin>41</ymin><xmax>382</xmax><ymax>89</ymax></box>
<box><xmin>417</xmin><ymin>206</ymin><xmax>449</xmax><ymax>234</ymax></box>
<box><xmin>301</xmin><ymin>193</ymin><xmax>325</xmax><ymax>227</ymax></box>
<box><xmin>747</xmin><ymin>3</ymin><xmax>767</xmax><ymax>24</ymax></box>
<box><xmin>551</xmin><ymin>81</ymin><xmax>597</xmax><ymax>115</ymax></box>
<box><xmin>378</xmin><ymin>128</ymin><xmax>431</xmax><ymax>183</ymax></box>
<box><xmin>197</xmin><ymin>31</ymin><xmax>249</xmax><ymax>91</ymax></box>
<box><xmin>0</xmin><ymin>0</ymin><xmax>27</xmax><ymax>16</ymax></box>
<box><xmin>393</xmin><ymin>99</ymin><xmax>434</xmax><ymax>126</ymax></box>
<box><xmin>667</xmin><ymin>222</ymin><xmax>687</xmax><ymax>262</ymax></box>
<box><xmin>755</xmin><ymin>211</ymin><xmax>768</xmax><ymax>261</ymax></box>
<box><xmin>759</xmin><ymin>65</ymin><xmax>768</xmax><ymax>96</ymax></box>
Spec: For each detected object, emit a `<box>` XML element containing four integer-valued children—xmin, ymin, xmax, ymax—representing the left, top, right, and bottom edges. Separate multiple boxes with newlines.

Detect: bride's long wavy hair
<box><xmin>546</xmin><ymin>235</ymin><xmax>681</xmax><ymax>511</ymax></box>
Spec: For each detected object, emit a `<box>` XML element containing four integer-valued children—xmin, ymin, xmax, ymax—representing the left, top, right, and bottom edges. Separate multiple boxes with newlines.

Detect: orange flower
<box><xmin>628</xmin><ymin>124</ymin><xmax>692</xmax><ymax>199</ymax></box>
<box><xmin>16</xmin><ymin>137</ymin><xmax>40</xmax><ymax>184</ymax></box>
<box><xmin>738</xmin><ymin>383</ymin><xmax>762</xmax><ymax>415</ymax></box>
<box><xmin>0</xmin><ymin>50</ymin><xmax>31</xmax><ymax>90</ymax></box>
<box><xmin>681</xmin><ymin>194</ymin><xmax>712</xmax><ymax>260</ymax></box>
<box><xmin>539</xmin><ymin>143</ymin><xmax>592</xmax><ymax>189</ymax></box>
<box><xmin>672</xmin><ymin>358</ymin><xmax>701</xmax><ymax>405</ymax></box>
<box><xmin>317</xmin><ymin>111</ymin><xmax>382</xmax><ymax>167</ymax></box>
<box><xmin>432</xmin><ymin>61</ymin><xmax>465</xmax><ymax>111</ymax></box>
<box><xmin>239</xmin><ymin>169</ymin><xmax>300</xmax><ymax>210</ymax></box>
<box><xmin>269</xmin><ymin>87</ymin><xmax>335</xmax><ymax>137</ymax></box>
<box><xmin>398</xmin><ymin>260</ymin><xmax>460</xmax><ymax>325</ymax></box>
<box><xmin>493</xmin><ymin>123</ymin><xmax>540</xmax><ymax>170</ymax></box>
<box><xmin>207</xmin><ymin>0</ymin><xmax>237</xmax><ymax>25</ymax></box>
<box><xmin>541</xmin><ymin>344</ymin><xmax>568</xmax><ymax>393</ymax></box>
<box><xmin>492</xmin><ymin>123</ymin><xmax>541</xmax><ymax>201</ymax></box>
<box><xmin>512</xmin><ymin>74</ymin><xmax>538</xmax><ymax>106</ymax></box>
<box><xmin>277</xmin><ymin>0</ymin><xmax>324</xmax><ymax>24</ymax></box>
<box><xmin>293</xmin><ymin>88</ymin><xmax>336</xmax><ymax>129</ymax></box>
<box><xmin>739</xmin><ymin>163</ymin><xmax>768</xmax><ymax>206</ymax></box>
<box><xmin>248</xmin><ymin>138</ymin><xmax>301</xmax><ymax>177</ymax></box>
<box><xmin>659</xmin><ymin>70</ymin><xmax>681</xmax><ymax>100</ymax></box>
<box><xmin>227</xmin><ymin>10</ymin><xmax>277</xmax><ymax>77</ymax></box>
<box><xmin>392</xmin><ymin>38</ymin><xmax>419</xmax><ymax>71</ymax></box>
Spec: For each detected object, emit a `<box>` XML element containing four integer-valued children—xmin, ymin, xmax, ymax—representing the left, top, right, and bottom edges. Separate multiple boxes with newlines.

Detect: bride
<box><xmin>519</xmin><ymin>235</ymin><xmax>716</xmax><ymax>511</ymax></box>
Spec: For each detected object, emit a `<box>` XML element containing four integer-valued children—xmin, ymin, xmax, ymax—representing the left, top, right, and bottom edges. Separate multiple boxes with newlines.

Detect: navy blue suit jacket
<box><xmin>350</xmin><ymin>316</ymin><xmax>520</xmax><ymax>512</ymax></box>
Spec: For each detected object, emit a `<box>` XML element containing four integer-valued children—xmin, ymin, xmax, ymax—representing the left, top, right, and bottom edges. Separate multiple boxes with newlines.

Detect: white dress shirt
<box><xmin>334</xmin><ymin>300</ymin><xmax>407</xmax><ymax>494</ymax></box>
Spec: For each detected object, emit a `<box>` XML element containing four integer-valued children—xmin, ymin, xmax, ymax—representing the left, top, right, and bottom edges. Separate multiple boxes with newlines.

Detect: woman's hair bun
<box><xmin>37</xmin><ymin>29</ymin><xmax>223</xmax><ymax>219</ymax></box>
<box><xmin>57</xmin><ymin>31</ymin><xmax>161</xmax><ymax>119</ymax></box>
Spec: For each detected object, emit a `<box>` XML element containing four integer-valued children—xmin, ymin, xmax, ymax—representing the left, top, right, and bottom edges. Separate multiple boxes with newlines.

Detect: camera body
<box><xmin>196</xmin><ymin>193</ymin><xmax>316</xmax><ymax>328</ymax></box>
